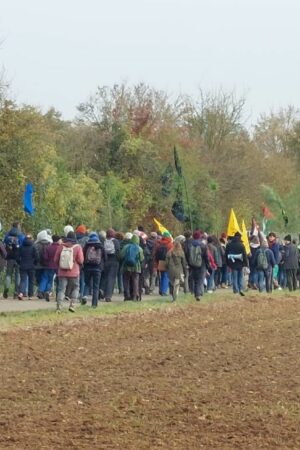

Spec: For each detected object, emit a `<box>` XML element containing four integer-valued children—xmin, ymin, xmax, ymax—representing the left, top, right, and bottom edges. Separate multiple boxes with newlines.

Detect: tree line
<box><xmin>0</xmin><ymin>81</ymin><xmax>299</xmax><ymax>235</ymax></box>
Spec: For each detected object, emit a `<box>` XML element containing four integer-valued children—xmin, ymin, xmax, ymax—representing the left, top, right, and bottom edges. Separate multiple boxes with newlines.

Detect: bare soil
<box><xmin>0</xmin><ymin>295</ymin><xmax>300</xmax><ymax>449</ymax></box>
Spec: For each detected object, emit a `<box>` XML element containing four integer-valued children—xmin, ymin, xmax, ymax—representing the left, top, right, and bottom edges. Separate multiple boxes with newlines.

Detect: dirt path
<box><xmin>0</xmin><ymin>293</ymin><xmax>157</xmax><ymax>313</ymax></box>
<box><xmin>0</xmin><ymin>295</ymin><xmax>300</xmax><ymax>449</ymax></box>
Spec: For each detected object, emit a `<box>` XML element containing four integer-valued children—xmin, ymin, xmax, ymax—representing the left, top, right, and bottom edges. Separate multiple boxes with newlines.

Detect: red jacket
<box><xmin>54</xmin><ymin>241</ymin><xmax>84</xmax><ymax>278</ymax></box>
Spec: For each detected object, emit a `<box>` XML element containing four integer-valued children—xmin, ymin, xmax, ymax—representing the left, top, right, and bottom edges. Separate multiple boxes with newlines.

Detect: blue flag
<box><xmin>23</xmin><ymin>183</ymin><xmax>35</xmax><ymax>215</ymax></box>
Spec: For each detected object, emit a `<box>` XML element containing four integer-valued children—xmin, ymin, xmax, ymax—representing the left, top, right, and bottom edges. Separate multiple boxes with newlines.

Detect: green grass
<box><xmin>0</xmin><ymin>294</ymin><xmax>198</xmax><ymax>330</ymax></box>
<box><xmin>0</xmin><ymin>288</ymin><xmax>298</xmax><ymax>331</ymax></box>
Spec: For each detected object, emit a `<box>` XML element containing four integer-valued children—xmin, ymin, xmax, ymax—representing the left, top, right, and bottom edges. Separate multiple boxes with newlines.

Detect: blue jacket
<box><xmin>18</xmin><ymin>238</ymin><xmax>38</xmax><ymax>271</ymax></box>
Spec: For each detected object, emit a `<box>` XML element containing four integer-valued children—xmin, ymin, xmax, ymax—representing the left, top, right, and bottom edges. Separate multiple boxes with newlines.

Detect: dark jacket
<box><xmin>0</xmin><ymin>241</ymin><xmax>7</xmax><ymax>271</ymax></box>
<box><xmin>4</xmin><ymin>228</ymin><xmax>24</xmax><ymax>261</ymax></box>
<box><xmin>44</xmin><ymin>242</ymin><xmax>60</xmax><ymax>270</ymax></box>
<box><xmin>83</xmin><ymin>240</ymin><xmax>105</xmax><ymax>272</ymax></box>
<box><xmin>225</xmin><ymin>237</ymin><xmax>248</xmax><ymax>270</ymax></box>
<box><xmin>268</xmin><ymin>241</ymin><xmax>281</xmax><ymax>264</ymax></box>
<box><xmin>18</xmin><ymin>238</ymin><xmax>38</xmax><ymax>271</ymax></box>
<box><xmin>249</xmin><ymin>244</ymin><xmax>260</xmax><ymax>270</ymax></box>
<box><xmin>283</xmin><ymin>243</ymin><xmax>299</xmax><ymax>270</ymax></box>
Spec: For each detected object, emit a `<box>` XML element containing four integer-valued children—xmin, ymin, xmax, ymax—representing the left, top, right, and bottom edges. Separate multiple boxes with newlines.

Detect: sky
<box><xmin>0</xmin><ymin>0</ymin><xmax>299</xmax><ymax>124</ymax></box>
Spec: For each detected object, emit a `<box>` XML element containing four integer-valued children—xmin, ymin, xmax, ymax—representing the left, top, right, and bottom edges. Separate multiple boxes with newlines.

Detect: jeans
<box><xmin>79</xmin><ymin>268</ymin><xmax>85</xmax><ymax>299</ymax></box>
<box><xmin>5</xmin><ymin>259</ymin><xmax>20</xmax><ymax>294</ymax></box>
<box><xmin>159</xmin><ymin>271</ymin><xmax>169</xmax><ymax>295</ymax></box>
<box><xmin>249</xmin><ymin>268</ymin><xmax>258</xmax><ymax>287</ymax></box>
<box><xmin>102</xmin><ymin>257</ymin><xmax>119</xmax><ymax>300</ymax></box>
<box><xmin>19</xmin><ymin>269</ymin><xmax>35</xmax><ymax>297</ymax></box>
<box><xmin>232</xmin><ymin>269</ymin><xmax>244</xmax><ymax>293</ymax></box>
<box><xmin>207</xmin><ymin>269</ymin><xmax>215</xmax><ymax>291</ymax></box>
<box><xmin>57</xmin><ymin>277</ymin><xmax>79</xmax><ymax>308</ymax></box>
<box><xmin>221</xmin><ymin>264</ymin><xmax>228</xmax><ymax>285</ymax></box>
<box><xmin>83</xmin><ymin>270</ymin><xmax>101</xmax><ymax>307</ymax></box>
<box><xmin>39</xmin><ymin>269</ymin><xmax>56</xmax><ymax>293</ymax></box>
<box><xmin>257</xmin><ymin>270</ymin><xmax>265</xmax><ymax>292</ymax></box>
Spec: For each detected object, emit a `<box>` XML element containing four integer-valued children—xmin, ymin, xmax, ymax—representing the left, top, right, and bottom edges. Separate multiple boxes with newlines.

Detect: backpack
<box><xmin>256</xmin><ymin>248</ymin><xmax>268</xmax><ymax>270</ymax></box>
<box><xmin>189</xmin><ymin>245</ymin><xmax>202</xmax><ymax>268</ymax></box>
<box><xmin>124</xmin><ymin>243</ymin><xmax>140</xmax><ymax>267</ymax></box>
<box><xmin>85</xmin><ymin>245</ymin><xmax>102</xmax><ymax>265</ymax></box>
<box><xmin>59</xmin><ymin>245</ymin><xmax>78</xmax><ymax>270</ymax></box>
<box><xmin>104</xmin><ymin>239</ymin><xmax>116</xmax><ymax>255</ymax></box>
<box><xmin>156</xmin><ymin>244</ymin><xmax>168</xmax><ymax>262</ymax></box>
<box><xmin>5</xmin><ymin>235</ymin><xmax>19</xmax><ymax>257</ymax></box>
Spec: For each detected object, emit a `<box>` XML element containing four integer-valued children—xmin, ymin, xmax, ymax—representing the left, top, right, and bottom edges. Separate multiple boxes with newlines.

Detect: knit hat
<box><xmin>67</xmin><ymin>231</ymin><xmax>76</xmax><ymax>240</ymax></box>
<box><xmin>76</xmin><ymin>224</ymin><xmax>87</xmax><ymax>235</ymax></box>
<box><xmin>150</xmin><ymin>231</ymin><xmax>158</xmax><ymax>239</ymax></box>
<box><xmin>284</xmin><ymin>234</ymin><xmax>291</xmax><ymax>242</ymax></box>
<box><xmin>88</xmin><ymin>232</ymin><xmax>100</xmax><ymax>242</ymax></box>
<box><xmin>64</xmin><ymin>225</ymin><xmax>74</xmax><ymax>237</ymax></box>
<box><xmin>193</xmin><ymin>230</ymin><xmax>201</xmax><ymax>240</ymax></box>
<box><xmin>124</xmin><ymin>232</ymin><xmax>133</xmax><ymax>240</ymax></box>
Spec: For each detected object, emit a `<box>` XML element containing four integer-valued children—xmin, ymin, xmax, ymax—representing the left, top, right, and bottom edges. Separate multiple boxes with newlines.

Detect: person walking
<box><xmin>17</xmin><ymin>234</ymin><xmax>38</xmax><ymax>300</ymax></box>
<box><xmin>187</xmin><ymin>230</ymin><xmax>209</xmax><ymax>301</ymax></box>
<box><xmin>225</xmin><ymin>232</ymin><xmax>248</xmax><ymax>296</ymax></box>
<box><xmin>120</xmin><ymin>234</ymin><xmax>144</xmax><ymax>301</ymax></box>
<box><xmin>165</xmin><ymin>240</ymin><xmax>187</xmax><ymax>301</ymax></box>
<box><xmin>81</xmin><ymin>233</ymin><xmax>104</xmax><ymax>308</ymax></box>
<box><xmin>54</xmin><ymin>231</ymin><xmax>84</xmax><ymax>312</ymax></box>
<box><xmin>282</xmin><ymin>235</ymin><xmax>299</xmax><ymax>291</ymax></box>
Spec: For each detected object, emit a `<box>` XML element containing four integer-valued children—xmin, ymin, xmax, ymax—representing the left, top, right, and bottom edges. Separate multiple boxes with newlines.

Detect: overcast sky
<box><xmin>1</xmin><ymin>0</ymin><xmax>299</xmax><ymax>124</ymax></box>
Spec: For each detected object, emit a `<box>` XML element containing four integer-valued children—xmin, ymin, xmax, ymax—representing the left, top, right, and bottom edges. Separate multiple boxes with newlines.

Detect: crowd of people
<box><xmin>0</xmin><ymin>221</ymin><xmax>299</xmax><ymax>312</ymax></box>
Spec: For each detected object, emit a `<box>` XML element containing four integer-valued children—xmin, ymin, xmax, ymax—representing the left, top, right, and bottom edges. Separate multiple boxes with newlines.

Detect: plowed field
<box><xmin>1</xmin><ymin>295</ymin><xmax>300</xmax><ymax>449</ymax></box>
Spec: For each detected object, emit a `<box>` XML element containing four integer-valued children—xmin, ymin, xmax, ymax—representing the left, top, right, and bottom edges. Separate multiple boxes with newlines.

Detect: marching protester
<box><xmin>225</xmin><ymin>232</ymin><xmax>248</xmax><ymax>296</ymax></box>
<box><xmin>165</xmin><ymin>238</ymin><xmax>187</xmax><ymax>302</ymax></box>
<box><xmin>282</xmin><ymin>234</ymin><xmax>299</xmax><ymax>291</ymax></box>
<box><xmin>82</xmin><ymin>232</ymin><xmax>104</xmax><ymax>308</ymax></box>
<box><xmin>54</xmin><ymin>231</ymin><xmax>84</xmax><ymax>312</ymax></box>
<box><xmin>3</xmin><ymin>222</ymin><xmax>24</xmax><ymax>299</ymax></box>
<box><xmin>17</xmin><ymin>234</ymin><xmax>38</xmax><ymax>300</ymax></box>
<box><xmin>155</xmin><ymin>231</ymin><xmax>173</xmax><ymax>296</ymax></box>
<box><xmin>253</xmin><ymin>239</ymin><xmax>276</xmax><ymax>293</ymax></box>
<box><xmin>186</xmin><ymin>230</ymin><xmax>209</xmax><ymax>301</ymax></box>
<box><xmin>120</xmin><ymin>234</ymin><xmax>144</xmax><ymax>301</ymax></box>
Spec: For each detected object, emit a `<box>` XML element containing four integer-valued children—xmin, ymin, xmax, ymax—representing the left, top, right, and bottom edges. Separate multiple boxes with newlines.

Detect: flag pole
<box><xmin>174</xmin><ymin>146</ymin><xmax>193</xmax><ymax>231</ymax></box>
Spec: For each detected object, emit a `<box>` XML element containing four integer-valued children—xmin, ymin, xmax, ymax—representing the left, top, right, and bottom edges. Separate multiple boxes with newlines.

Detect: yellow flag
<box><xmin>227</xmin><ymin>208</ymin><xmax>241</xmax><ymax>237</ymax></box>
<box><xmin>241</xmin><ymin>219</ymin><xmax>250</xmax><ymax>255</ymax></box>
<box><xmin>153</xmin><ymin>218</ymin><xmax>171</xmax><ymax>236</ymax></box>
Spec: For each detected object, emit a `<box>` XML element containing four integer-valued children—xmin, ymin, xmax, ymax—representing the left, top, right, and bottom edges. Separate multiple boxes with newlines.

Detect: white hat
<box><xmin>64</xmin><ymin>225</ymin><xmax>74</xmax><ymax>237</ymax></box>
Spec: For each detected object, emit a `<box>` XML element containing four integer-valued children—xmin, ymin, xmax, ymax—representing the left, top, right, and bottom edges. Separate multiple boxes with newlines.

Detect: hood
<box><xmin>63</xmin><ymin>239</ymin><xmax>77</xmax><ymax>247</ymax></box>
<box><xmin>131</xmin><ymin>234</ymin><xmax>140</xmax><ymax>245</ymax></box>
<box><xmin>8</xmin><ymin>227</ymin><xmax>21</xmax><ymax>237</ymax></box>
<box><xmin>37</xmin><ymin>230</ymin><xmax>52</xmax><ymax>243</ymax></box>
<box><xmin>160</xmin><ymin>237</ymin><xmax>172</xmax><ymax>246</ymax></box>
<box><xmin>64</xmin><ymin>225</ymin><xmax>74</xmax><ymax>237</ymax></box>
